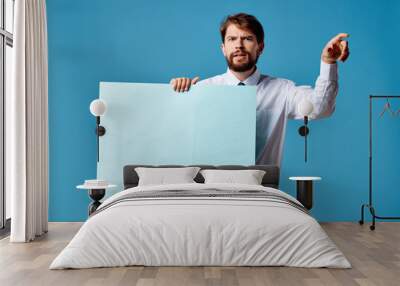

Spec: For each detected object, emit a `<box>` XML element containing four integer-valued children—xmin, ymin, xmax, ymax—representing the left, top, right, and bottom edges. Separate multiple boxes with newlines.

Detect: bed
<box><xmin>50</xmin><ymin>165</ymin><xmax>351</xmax><ymax>269</ymax></box>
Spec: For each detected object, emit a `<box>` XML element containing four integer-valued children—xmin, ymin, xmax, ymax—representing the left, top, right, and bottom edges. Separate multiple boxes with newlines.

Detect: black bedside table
<box><xmin>77</xmin><ymin>184</ymin><xmax>116</xmax><ymax>215</ymax></box>
<box><xmin>289</xmin><ymin>177</ymin><xmax>321</xmax><ymax>210</ymax></box>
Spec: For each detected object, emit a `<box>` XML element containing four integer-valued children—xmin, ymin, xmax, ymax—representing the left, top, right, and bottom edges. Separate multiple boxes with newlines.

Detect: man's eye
<box><xmin>246</xmin><ymin>37</ymin><xmax>254</xmax><ymax>41</ymax></box>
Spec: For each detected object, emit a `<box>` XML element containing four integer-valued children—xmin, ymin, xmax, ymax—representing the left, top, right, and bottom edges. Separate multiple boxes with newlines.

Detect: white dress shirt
<box><xmin>198</xmin><ymin>61</ymin><xmax>338</xmax><ymax>167</ymax></box>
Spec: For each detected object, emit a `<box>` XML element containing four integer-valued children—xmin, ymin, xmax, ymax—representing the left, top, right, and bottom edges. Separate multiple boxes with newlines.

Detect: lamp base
<box><xmin>298</xmin><ymin>126</ymin><xmax>309</xmax><ymax>136</ymax></box>
<box><xmin>96</xmin><ymin>126</ymin><xmax>106</xmax><ymax>136</ymax></box>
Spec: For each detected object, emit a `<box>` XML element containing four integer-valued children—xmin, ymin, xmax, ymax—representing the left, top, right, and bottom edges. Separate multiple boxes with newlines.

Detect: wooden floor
<box><xmin>0</xmin><ymin>222</ymin><xmax>399</xmax><ymax>286</ymax></box>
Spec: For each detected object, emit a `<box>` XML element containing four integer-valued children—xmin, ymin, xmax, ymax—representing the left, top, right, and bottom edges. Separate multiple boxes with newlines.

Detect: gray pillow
<box><xmin>200</xmin><ymin>169</ymin><xmax>266</xmax><ymax>185</ymax></box>
<box><xmin>135</xmin><ymin>167</ymin><xmax>201</xmax><ymax>186</ymax></box>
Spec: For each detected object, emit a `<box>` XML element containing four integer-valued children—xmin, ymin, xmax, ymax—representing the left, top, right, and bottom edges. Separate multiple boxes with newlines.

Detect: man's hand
<box><xmin>170</xmin><ymin>77</ymin><xmax>200</xmax><ymax>92</ymax></box>
<box><xmin>321</xmin><ymin>33</ymin><xmax>350</xmax><ymax>64</ymax></box>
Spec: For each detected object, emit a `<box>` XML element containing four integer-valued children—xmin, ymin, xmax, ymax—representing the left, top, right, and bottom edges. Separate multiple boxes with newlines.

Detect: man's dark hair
<box><xmin>220</xmin><ymin>13</ymin><xmax>264</xmax><ymax>44</ymax></box>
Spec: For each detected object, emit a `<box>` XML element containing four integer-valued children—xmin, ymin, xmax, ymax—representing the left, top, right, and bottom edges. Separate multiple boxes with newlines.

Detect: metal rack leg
<box><xmin>370</xmin><ymin>207</ymin><xmax>376</xmax><ymax>231</ymax></box>
<box><xmin>359</xmin><ymin>204</ymin><xmax>376</xmax><ymax>230</ymax></box>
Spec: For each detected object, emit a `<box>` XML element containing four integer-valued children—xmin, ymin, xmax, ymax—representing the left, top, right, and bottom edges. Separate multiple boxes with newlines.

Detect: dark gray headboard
<box><xmin>123</xmin><ymin>165</ymin><xmax>280</xmax><ymax>189</ymax></box>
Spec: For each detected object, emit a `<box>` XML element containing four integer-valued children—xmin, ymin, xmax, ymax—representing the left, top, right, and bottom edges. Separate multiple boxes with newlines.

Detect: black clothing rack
<box><xmin>359</xmin><ymin>95</ymin><xmax>400</xmax><ymax>230</ymax></box>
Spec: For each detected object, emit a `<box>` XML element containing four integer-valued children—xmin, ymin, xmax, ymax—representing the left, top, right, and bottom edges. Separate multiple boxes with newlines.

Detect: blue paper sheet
<box><xmin>97</xmin><ymin>82</ymin><xmax>256</xmax><ymax>196</ymax></box>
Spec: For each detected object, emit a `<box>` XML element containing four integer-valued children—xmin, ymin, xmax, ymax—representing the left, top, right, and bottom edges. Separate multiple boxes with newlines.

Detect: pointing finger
<box><xmin>330</xmin><ymin>33</ymin><xmax>350</xmax><ymax>44</ymax></box>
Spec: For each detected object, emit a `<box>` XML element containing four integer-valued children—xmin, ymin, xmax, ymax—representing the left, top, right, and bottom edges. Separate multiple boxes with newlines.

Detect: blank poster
<box><xmin>97</xmin><ymin>82</ymin><xmax>256</xmax><ymax>196</ymax></box>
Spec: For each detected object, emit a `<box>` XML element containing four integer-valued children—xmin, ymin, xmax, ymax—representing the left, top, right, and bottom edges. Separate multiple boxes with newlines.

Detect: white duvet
<box><xmin>50</xmin><ymin>183</ymin><xmax>351</xmax><ymax>269</ymax></box>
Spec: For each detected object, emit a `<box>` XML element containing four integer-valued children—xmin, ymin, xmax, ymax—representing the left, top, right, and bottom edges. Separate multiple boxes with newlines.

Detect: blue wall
<box><xmin>47</xmin><ymin>0</ymin><xmax>400</xmax><ymax>221</ymax></box>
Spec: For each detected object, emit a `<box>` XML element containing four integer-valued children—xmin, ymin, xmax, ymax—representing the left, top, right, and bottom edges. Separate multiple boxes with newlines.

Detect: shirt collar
<box><xmin>224</xmin><ymin>67</ymin><xmax>261</xmax><ymax>86</ymax></box>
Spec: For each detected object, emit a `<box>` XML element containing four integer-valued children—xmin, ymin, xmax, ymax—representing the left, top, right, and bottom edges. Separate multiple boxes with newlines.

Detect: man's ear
<box><xmin>220</xmin><ymin>43</ymin><xmax>226</xmax><ymax>57</ymax></box>
<box><xmin>257</xmin><ymin>42</ymin><xmax>265</xmax><ymax>56</ymax></box>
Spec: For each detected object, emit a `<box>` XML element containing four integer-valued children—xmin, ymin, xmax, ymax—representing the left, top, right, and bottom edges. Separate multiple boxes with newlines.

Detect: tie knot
<box><xmin>238</xmin><ymin>82</ymin><xmax>245</xmax><ymax>86</ymax></box>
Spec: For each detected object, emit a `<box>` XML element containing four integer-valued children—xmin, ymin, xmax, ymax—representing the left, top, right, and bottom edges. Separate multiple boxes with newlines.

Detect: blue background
<box><xmin>47</xmin><ymin>0</ymin><xmax>400</xmax><ymax>221</ymax></box>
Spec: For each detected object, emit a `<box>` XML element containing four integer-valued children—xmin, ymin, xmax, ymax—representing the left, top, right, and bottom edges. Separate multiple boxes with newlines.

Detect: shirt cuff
<box><xmin>320</xmin><ymin>60</ymin><xmax>338</xmax><ymax>81</ymax></box>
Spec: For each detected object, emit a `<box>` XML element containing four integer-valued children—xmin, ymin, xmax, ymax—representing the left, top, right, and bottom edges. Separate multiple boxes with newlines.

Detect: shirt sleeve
<box><xmin>285</xmin><ymin>61</ymin><xmax>339</xmax><ymax>120</ymax></box>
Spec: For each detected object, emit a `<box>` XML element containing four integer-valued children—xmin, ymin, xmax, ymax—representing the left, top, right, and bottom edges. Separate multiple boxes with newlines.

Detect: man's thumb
<box><xmin>192</xmin><ymin>76</ymin><xmax>200</xmax><ymax>84</ymax></box>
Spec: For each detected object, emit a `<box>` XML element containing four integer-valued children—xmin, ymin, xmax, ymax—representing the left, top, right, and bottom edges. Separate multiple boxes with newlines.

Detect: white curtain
<box><xmin>8</xmin><ymin>0</ymin><xmax>49</xmax><ymax>242</ymax></box>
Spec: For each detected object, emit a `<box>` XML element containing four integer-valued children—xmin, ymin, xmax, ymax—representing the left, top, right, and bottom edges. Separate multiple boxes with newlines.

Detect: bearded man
<box><xmin>170</xmin><ymin>13</ymin><xmax>350</xmax><ymax>166</ymax></box>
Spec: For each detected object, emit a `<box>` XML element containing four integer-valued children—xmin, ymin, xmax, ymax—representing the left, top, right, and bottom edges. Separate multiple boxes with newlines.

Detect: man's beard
<box><xmin>226</xmin><ymin>51</ymin><xmax>259</xmax><ymax>72</ymax></box>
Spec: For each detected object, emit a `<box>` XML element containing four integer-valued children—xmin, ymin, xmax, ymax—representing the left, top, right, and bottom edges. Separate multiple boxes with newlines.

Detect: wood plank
<box><xmin>0</xmin><ymin>222</ymin><xmax>399</xmax><ymax>286</ymax></box>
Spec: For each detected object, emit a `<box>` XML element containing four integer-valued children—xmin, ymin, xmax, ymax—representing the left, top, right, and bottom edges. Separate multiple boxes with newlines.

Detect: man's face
<box><xmin>221</xmin><ymin>24</ymin><xmax>264</xmax><ymax>72</ymax></box>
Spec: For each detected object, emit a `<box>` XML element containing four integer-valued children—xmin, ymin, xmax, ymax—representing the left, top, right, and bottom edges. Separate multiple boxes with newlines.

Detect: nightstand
<box><xmin>77</xmin><ymin>183</ymin><xmax>116</xmax><ymax>215</ymax></box>
<box><xmin>289</xmin><ymin>176</ymin><xmax>321</xmax><ymax>210</ymax></box>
